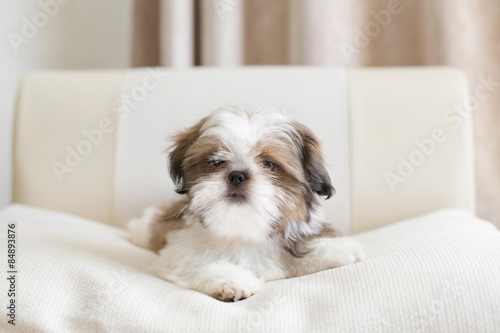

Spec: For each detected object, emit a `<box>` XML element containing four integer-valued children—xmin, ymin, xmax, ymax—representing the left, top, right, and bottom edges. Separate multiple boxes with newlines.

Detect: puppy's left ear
<box><xmin>296</xmin><ymin>123</ymin><xmax>335</xmax><ymax>199</ymax></box>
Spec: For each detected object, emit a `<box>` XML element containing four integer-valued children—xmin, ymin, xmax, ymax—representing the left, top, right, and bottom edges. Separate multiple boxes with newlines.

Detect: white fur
<box><xmin>291</xmin><ymin>237</ymin><xmax>365</xmax><ymax>277</ymax></box>
<box><xmin>153</xmin><ymin>222</ymin><xmax>286</xmax><ymax>301</ymax></box>
<box><xmin>135</xmin><ymin>212</ymin><xmax>364</xmax><ymax>301</ymax></box>
<box><xmin>129</xmin><ymin>107</ymin><xmax>365</xmax><ymax>301</ymax></box>
<box><xmin>188</xmin><ymin>167</ymin><xmax>279</xmax><ymax>243</ymax></box>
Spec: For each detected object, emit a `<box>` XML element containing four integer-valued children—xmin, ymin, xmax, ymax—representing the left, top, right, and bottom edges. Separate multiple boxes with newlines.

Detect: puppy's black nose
<box><xmin>228</xmin><ymin>171</ymin><xmax>247</xmax><ymax>187</ymax></box>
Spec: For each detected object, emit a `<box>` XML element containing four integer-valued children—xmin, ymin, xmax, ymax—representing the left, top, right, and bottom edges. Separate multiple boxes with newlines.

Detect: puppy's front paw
<box><xmin>322</xmin><ymin>237</ymin><xmax>365</xmax><ymax>267</ymax></box>
<box><xmin>209</xmin><ymin>277</ymin><xmax>262</xmax><ymax>302</ymax></box>
<box><xmin>195</xmin><ymin>263</ymin><xmax>264</xmax><ymax>302</ymax></box>
<box><xmin>291</xmin><ymin>237</ymin><xmax>365</xmax><ymax>277</ymax></box>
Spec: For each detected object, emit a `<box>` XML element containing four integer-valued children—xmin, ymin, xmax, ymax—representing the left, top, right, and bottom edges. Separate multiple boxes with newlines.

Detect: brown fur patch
<box><xmin>169</xmin><ymin>117</ymin><xmax>209</xmax><ymax>194</ymax></box>
<box><xmin>253</xmin><ymin>142</ymin><xmax>304</xmax><ymax>182</ymax></box>
<box><xmin>148</xmin><ymin>198</ymin><xmax>188</xmax><ymax>252</ymax></box>
<box><xmin>169</xmin><ymin>117</ymin><xmax>235</xmax><ymax>196</ymax></box>
<box><xmin>253</xmin><ymin>139</ymin><xmax>312</xmax><ymax>223</ymax></box>
<box><xmin>293</xmin><ymin>122</ymin><xmax>335</xmax><ymax>199</ymax></box>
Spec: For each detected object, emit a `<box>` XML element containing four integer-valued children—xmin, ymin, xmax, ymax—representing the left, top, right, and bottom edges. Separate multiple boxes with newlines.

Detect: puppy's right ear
<box><xmin>169</xmin><ymin>118</ymin><xmax>206</xmax><ymax>194</ymax></box>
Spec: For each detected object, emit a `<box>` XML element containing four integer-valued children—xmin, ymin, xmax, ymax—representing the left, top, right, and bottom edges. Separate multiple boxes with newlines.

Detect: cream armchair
<box><xmin>2</xmin><ymin>68</ymin><xmax>499</xmax><ymax>332</ymax></box>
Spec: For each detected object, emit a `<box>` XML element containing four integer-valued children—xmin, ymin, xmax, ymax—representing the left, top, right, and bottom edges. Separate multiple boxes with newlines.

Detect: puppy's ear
<box><xmin>295</xmin><ymin>123</ymin><xmax>335</xmax><ymax>199</ymax></box>
<box><xmin>169</xmin><ymin>118</ymin><xmax>206</xmax><ymax>194</ymax></box>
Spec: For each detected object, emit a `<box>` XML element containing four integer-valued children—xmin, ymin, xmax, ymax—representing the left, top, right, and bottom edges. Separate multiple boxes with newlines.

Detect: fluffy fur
<box><xmin>128</xmin><ymin>106</ymin><xmax>364</xmax><ymax>301</ymax></box>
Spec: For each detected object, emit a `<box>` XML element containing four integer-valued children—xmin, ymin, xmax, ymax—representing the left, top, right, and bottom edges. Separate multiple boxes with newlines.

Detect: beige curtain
<box><xmin>133</xmin><ymin>0</ymin><xmax>500</xmax><ymax>225</ymax></box>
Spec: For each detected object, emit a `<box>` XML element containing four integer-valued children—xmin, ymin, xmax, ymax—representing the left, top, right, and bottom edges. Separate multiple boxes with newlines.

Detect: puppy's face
<box><xmin>169</xmin><ymin>107</ymin><xmax>334</xmax><ymax>242</ymax></box>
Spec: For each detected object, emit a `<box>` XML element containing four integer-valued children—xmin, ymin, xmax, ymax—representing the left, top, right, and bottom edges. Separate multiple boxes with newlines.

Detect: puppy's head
<box><xmin>169</xmin><ymin>106</ymin><xmax>334</xmax><ymax>242</ymax></box>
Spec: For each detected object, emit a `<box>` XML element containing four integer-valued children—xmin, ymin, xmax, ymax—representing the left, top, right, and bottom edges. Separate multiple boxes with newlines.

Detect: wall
<box><xmin>0</xmin><ymin>0</ymin><xmax>133</xmax><ymax>208</ymax></box>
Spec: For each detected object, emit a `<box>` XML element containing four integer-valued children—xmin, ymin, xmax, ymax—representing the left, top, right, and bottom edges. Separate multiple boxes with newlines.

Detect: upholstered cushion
<box><xmin>1</xmin><ymin>204</ymin><xmax>498</xmax><ymax>332</ymax></box>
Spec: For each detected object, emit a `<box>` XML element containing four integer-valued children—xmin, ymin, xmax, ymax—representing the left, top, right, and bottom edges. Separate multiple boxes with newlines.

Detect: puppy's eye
<box><xmin>211</xmin><ymin>160</ymin><xmax>225</xmax><ymax>168</ymax></box>
<box><xmin>263</xmin><ymin>161</ymin><xmax>277</xmax><ymax>171</ymax></box>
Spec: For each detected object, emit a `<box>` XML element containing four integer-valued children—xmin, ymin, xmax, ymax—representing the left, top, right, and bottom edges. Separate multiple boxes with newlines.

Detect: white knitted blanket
<box><xmin>0</xmin><ymin>204</ymin><xmax>499</xmax><ymax>332</ymax></box>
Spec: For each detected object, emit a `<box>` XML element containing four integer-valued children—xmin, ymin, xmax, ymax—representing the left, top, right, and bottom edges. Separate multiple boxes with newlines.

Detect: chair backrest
<box><xmin>13</xmin><ymin>67</ymin><xmax>474</xmax><ymax>234</ymax></box>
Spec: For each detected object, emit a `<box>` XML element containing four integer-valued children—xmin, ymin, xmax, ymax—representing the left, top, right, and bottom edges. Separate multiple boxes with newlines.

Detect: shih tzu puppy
<box><xmin>128</xmin><ymin>106</ymin><xmax>364</xmax><ymax>302</ymax></box>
